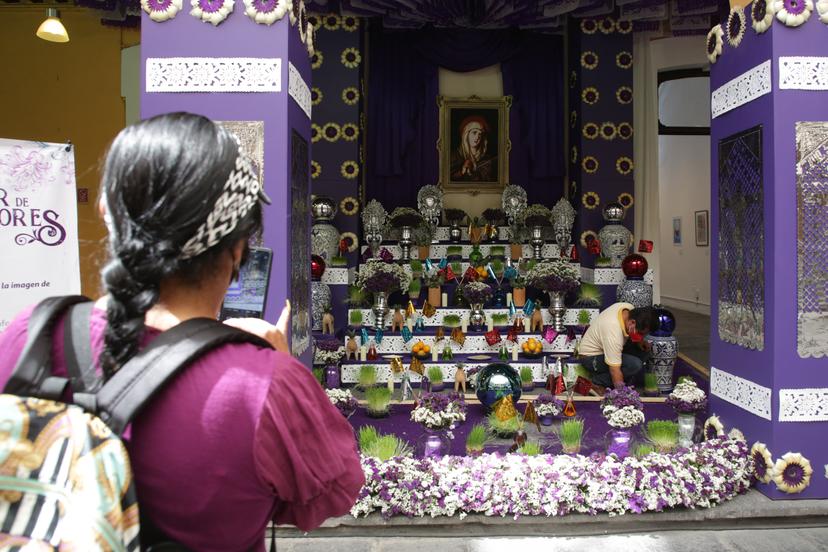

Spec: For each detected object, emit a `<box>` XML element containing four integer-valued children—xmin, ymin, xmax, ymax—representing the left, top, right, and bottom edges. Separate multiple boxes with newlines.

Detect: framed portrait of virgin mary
<box><xmin>437</xmin><ymin>96</ymin><xmax>512</xmax><ymax>191</ymax></box>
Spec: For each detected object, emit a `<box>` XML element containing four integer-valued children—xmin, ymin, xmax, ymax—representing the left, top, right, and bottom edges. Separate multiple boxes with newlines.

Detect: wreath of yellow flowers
<box><xmin>580</xmin><ymin>19</ymin><xmax>598</xmax><ymax>34</ymax></box>
<box><xmin>341</xmin><ymin>47</ymin><xmax>362</xmax><ymax>68</ymax></box>
<box><xmin>340</xmin><ymin>160</ymin><xmax>359</xmax><ymax>179</ymax></box>
<box><xmin>322</xmin><ymin>13</ymin><xmax>341</xmax><ymax>30</ymax></box>
<box><xmin>582</xmin><ymin>191</ymin><xmax>600</xmax><ymax>210</ymax></box>
<box><xmin>339</xmin><ymin>232</ymin><xmax>359</xmax><ymax>253</ymax></box>
<box><xmin>580</xmin><ymin>230</ymin><xmax>599</xmax><ymax>248</ymax></box>
<box><xmin>616</xmin><ymin>156</ymin><xmax>634</xmax><ymax>176</ymax></box>
<box><xmin>311</xmin><ymin>161</ymin><xmax>321</xmax><ymax>179</ymax></box>
<box><xmin>311</xmin><ymin>51</ymin><xmax>323</xmax><ymax>70</ymax></box>
<box><xmin>571</xmin><ymin>146</ymin><xmax>578</xmax><ymax>164</ymax></box>
<box><xmin>617</xmin><ymin>192</ymin><xmax>634</xmax><ymax>208</ymax></box>
<box><xmin>308</xmin><ymin>14</ymin><xmax>321</xmax><ymax>31</ymax></box>
<box><xmin>311</xmin><ymin>123</ymin><xmax>322</xmax><ymax>143</ymax></box>
<box><xmin>617</xmin><ymin>19</ymin><xmax>632</xmax><ymax>34</ymax></box>
<box><xmin>341</xmin><ymin>123</ymin><xmax>359</xmax><ymax>142</ymax></box>
<box><xmin>580</xmin><ymin>51</ymin><xmax>599</xmax><ymax>70</ymax></box>
<box><xmin>322</xmin><ymin>122</ymin><xmax>341</xmax><ymax>142</ymax></box>
<box><xmin>599</xmin><ymin>17</ymin><xmax>616</xmax><ymax>34</ymax></box>
<box><xmin>600</xmin><ymin>122</ymin><xmax>617</xmax><ymax>140</ymax></box>
<box><xmin>616</xmin><ymin>51</ymin><xmax>633</xmax><ymax>69</ymax></box>
<box><xmin>342</xmin><ymin>86</ymin><xmax>360</xmax><ymax>105</ymax></box>
<box><xmin>340</xmin><ymin>196</ymin><xmax>359</xmax><ymax>216</ymax></box>
<box><xmin>582</xmin><ymin>123</ymin><xmax>599</xmax><ymax>140</ymax></box>
<box><xmin>616</xmin><ymin>86</ymin><xmax>633</xmax><ymax>104</ymax></box>
<box><xmin>312</xmin><ymin>87</ymin><xmax>323</xmax><ymax>106</ymax></box>
<box><xmin>582</xmin><ymin>156</ymin><xmax>599</xmax><ymax>174</ymax></box>
<box><xmin>581</xmin><ymin>87</ymin><xmax>600</xmax><ymax>105</ymax></box>
<box><xmin>617</xmin><ymin>122</ymin><xmax>634</xmax><ymax>140</ymax></box>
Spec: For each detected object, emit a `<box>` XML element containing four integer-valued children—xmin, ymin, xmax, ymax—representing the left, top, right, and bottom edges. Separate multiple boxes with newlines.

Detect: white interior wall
<box><xmin>649</xmin><ymin>37</ymin><xmax>711</xmax><ymax>315</ymax></box>
<box><xmin>438</xmin><ymin>65</ymin><xmax>503</xmax><ymax>217</ymax></box>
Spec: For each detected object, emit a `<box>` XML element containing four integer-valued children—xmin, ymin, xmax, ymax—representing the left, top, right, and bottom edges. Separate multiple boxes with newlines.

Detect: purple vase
<box><xmin>325</xmin><ymin>365</ymin><xmax>340</xmax><ymax>389</ymax></box>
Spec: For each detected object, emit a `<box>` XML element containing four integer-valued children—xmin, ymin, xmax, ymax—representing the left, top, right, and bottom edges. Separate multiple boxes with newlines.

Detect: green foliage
<box><xmin>519</xmin><ymin>366</ymin><xmax>534</xmax><ymax>383</ymax></box>
<box><xmin>359</xmin><ymin>426</ymin><xmax>413</xmax><ymax>460</ymax></box>
<box><xmin>443</xmin><ymin>314</ymin><xmax>461</xmax><ymax>327</ymax></box>
<box><xmin>557</xmin><ymin>419</ymin><xmax>584</xmax><ymax>450</ymax></box>
<box><xmin>444</xmin><ymin>208</ymin><xmax>467</xmax><ymax>224</ymax></box>
<box><xmin>412</xmin><ymin>222</ymin><xmax>436</xmax><ymax>246</ymax></box>
<box><xmin>487</xmin><ymin>412</ymin><xmax>522</xmax><ymax>437</ymax></box>
<box><xmin>677</xmin><ymin>375</ymin><xmax>694</xmax><ymax>385</ymax></box>
<box><xmin>408</xmin><ymin>278</ymin><xmax>422</xmax><ymax>294</ymax></box>
<box><xmin>634</xmin><ymin>443</ymin><xmax>655</xmax><ymax>458</ymax></box>
<box><xmin>466</xmin><ymin>424</ymin><xmax>489</xmax><ymax>451</ymax></box>
<box><xmin>346</xmin><ymin>284</ymin><xmax>370</xmax><ymax>307</ymax></box>
<box><xmin>447</xmin><ymin>245</ymin><xmax>463</xmax><ymax>257</ymax></box>
<box><xmin>331</xmin><ymin>256</ymin><xmax>349</xmax><ymax>268</ymax></box>
<box><xmin>349</xmin><ymin>310</ymin><xmax>364</xmax><ymax>326</ymax></box>
<box><xmin>409</xmin><ymin>259</ymin><xmax>423</xmax><ymax>273</ymax></box>
<box><xmin>644</xmin><ymin>371</ymin><xmax>659</xmax><ymax>391</ymax></box>
<box><xmin>517</xmin><ymin>441</ymin><xmax>542</xmax><ymax>456</ymax></box>
<box><xmin>312</xmin><ymin>368</ymin><xmax>324</xmax><ymax>386</ymax></box>
<box><xmin>450</xmin><ymin>261</ymin><xmax>462</xmax><ymax>275</ymax></box>
<box><xmin>491</xmin><ymin>313</ymin><xmax>509</xmax><ymax>325</ymax></box>
<box><xmin>489</xmin><ymin>246</ymin><xmax>506</xmax><ymax>258</ymax></box>
<box><xmin>595</xmin><ymin>256</ymin><xmax>613</xmax><ymax>268</ymax></box>
<box><xmin>577</xmin><ymin>309</ymin><xmax>592</xmax><ymax>326</ymax></box>
<box><xmin>576</xmin><ymin>283</ymin><xmax>603</xmax><ymax>307</ymax></box>
<box><xmin>427</xmin><ymin>366</ymin><xmax>444</xmax><ymax>383</ymax></box>
<box><xmin>365</xmin><ymin>386</ymin><xmax>392</xmax><ymax>413</ymax></box>
<box><xmin>358</xmin><ymin>365</ymin><xmax>378</xmax><ymax>388</ymax></box>
<box><xmin>646</xmin><ymin>420</ymin><xmax>679</xmax><ymax>452</ymax></box>
<box><xmin>490</xmin><ymin>259</ymin><xmax>504</xmax><ymax>274</ymax></box>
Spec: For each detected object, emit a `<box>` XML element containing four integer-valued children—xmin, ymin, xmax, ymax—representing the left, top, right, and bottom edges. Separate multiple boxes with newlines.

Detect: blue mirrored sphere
<box><xmin>651</xmin><ymin>306</ymin><xmax>676</xmax><ymax>337</ymax></box>
<box><xmin>476</xmin><ymin>363</ymin><xmax>522</xmax><ymax>410</ymax></box>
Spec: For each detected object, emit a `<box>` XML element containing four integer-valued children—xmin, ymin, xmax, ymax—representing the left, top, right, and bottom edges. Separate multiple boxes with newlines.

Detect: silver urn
<box><xmin>598</xmin><ymin>202</ymin><xmax>632</xmax><ymax>267</ymax></box>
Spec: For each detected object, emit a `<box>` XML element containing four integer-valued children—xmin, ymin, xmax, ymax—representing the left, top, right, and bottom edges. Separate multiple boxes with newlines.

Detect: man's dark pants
<box><xmin>579</xmin><ymin>341</ymin><xmax>650</xmax><ymax>387</ymax></box>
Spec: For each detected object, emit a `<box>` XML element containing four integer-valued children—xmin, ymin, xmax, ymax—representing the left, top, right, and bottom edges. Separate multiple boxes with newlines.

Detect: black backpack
<box><xmin>1</xmin><ymin>295</ymin><xmax>274</xmax><ymax>551</ymax></box>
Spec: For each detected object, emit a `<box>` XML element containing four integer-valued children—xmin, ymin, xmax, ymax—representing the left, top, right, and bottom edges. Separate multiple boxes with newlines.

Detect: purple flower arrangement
<box><xmin>601</xmin><ymin>385</ymin><xmax>644</xmax><ymax>411</ymax></box>
<box><xmin>356</xmin><ymin>259</ymin><xmax>411</xmax><ymax>294</ymax></box>
<box><xmin>351</xmin><ymin>436</ymin><xmax>751</xmax><ymax>518</ymax></box>
<box><xmin>462</xmin><ymin>281</ymin><xmax>494</xmax><ymax>305</ymax></box>
<box><xmin>533</xmin><ymin>394</ymin><xmax>565</xmax><ymax>417</ymax></box>
<box><xmin>325</xmin><ymin>389</ymin><xmax>358</xmax><ymax>418</ymax></box>
<box><xmin>526</xmin><ymin>260</ymin><xmax>581</xmax><ymax>293</ymax></box>
<box><xmin>411</xmin><ymin>392</ymin><xmax>467</xmax><ymax>429</ymax></box>
<box><xmin>666</xmin><ymin>380</ymin><xmax>708</xmax><ymax>414</ymax></box>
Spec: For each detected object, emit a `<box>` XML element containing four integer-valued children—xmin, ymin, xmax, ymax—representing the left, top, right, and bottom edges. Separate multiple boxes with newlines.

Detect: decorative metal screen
<box><xmin>718</xmin><ymin>126</ymin><xmax>764</xmax><ymax>350</ymax></box>
<box><xmin>290</xmin><ymin>130</ymin><xmax>311</xmax><ymax>356</ymax></box>
<box><xmin>796</xmin><ymin>122</ymin><xmax>828</xmax><ymax>358</ymax></box>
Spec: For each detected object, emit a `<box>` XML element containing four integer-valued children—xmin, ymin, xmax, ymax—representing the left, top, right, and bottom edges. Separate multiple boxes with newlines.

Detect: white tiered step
<box><xmin>345</xmin><ymin>332</ymin><xmax>579</xmax><ymax>355</ymax></box>
<box><xmin>348</xmin><ymin>308</ymin><xmax>597</xmax><ymax>327</ymax></box>
<box><xmin>340</xmin><ymin>360</ymin><xmax>569</xmax><ymax>385</ymax></box>
<box><xmin>361</xmin><ymin>243</ymin><xmax>563</xmax><ymax>259</ymax></box>
<box><xmin>581</xmin><ymin>267</ymin><xmax>654</xmax><ymax>285</ymax></box>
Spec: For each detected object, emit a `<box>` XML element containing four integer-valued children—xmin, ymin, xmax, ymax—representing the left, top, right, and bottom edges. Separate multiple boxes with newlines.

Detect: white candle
<box><xmin>461</xmin><ymin>318</ymin><xmax>468</xmax><ymax>333</ymax></box>
<box><xmin>486</xmin><ymin>316</ymin><xmax>493</xmax><ymax>332</ymax></box>
<box><xmin>387</xmin><ymin>374</ymin><xmax>394</xmax><ymax>393</ymax></box>
<box><xmin>431</xmin><ymin>348</ymin><xmax>439</xmax><ymax>362</ymax></box>
<box><xmin>524</xmin><ymin>318</ymin><xmax>532</xmax><ymax>332</ymax></box>
<box><xmin>407</xmin><ymin>318</ymin><xmax>414</xmax><ymax>331</ymax></box>
<box><xmin>360</xmin><ymin>346</ymin><xmax>367</xmax><ymax>362</ymax></box>
<box><xmin>511</xmin><ymin>343</ymin><xmax>519</xmax><ymax>361</ymax></box>
<box><xmin>441</xmin><ymin>293</ymin><xmax>448</xmax><ymax>307</ymax></box>
<box><xmin>507</xmin><ymin>293</ymin><xmax>512</xmax><ymax>305</ymax></box>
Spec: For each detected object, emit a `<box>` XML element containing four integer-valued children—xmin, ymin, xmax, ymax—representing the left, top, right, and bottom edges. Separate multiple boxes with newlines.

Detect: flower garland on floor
<box><xmin>351</xmin><ymin>437</ymin><xmax>751</xmax><ymax>519</ymax></box>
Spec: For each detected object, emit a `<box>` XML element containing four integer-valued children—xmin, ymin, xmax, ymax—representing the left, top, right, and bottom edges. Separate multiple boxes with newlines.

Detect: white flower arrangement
<box><xmin>752</xmin><ymin>0</ymin><xmax>776</xmax><ymax>32</ymax></box>
<box><xmin>189</xmin><ymin>0</ymin><xmax>233</xmax><ymax>25</ymax></box>
<box><xmin>706</xmin><ymin>25</ymin><xmax>724</xmax><ymax>64</ymax></box>
<box><xmin>602</xmin><ymin>405</ymin><xmax>646</xmax><ymax>428</ymax></box>
<box><xmin>243</xmin><ymin>0</ymin><xmax>290</xmax><ymax>25</ymax></box>
<box><xmin>666</xmin><ymin>379</ymin><xmax>707</xmax><ymax>413</ymax></box>
<box><xmin>772</xmin><ymin>452</ymin><xmax>813</xmax><ymax>493</ymax></box>
<box><xmin>351</xmin><ymin>436</ymin><xmax>752</xmax><ymax>519</ymax></box>
<box><xmin>774</xmin><ymin>0</ymin><xmax>813</xmax><ymax>26</ymax></box>
<box><xmin>356</xmin><ymin>259</ymin><xmax>411</xmax><ymax>294</ymax></box>
<box><xmin>410</xmin><ymin>393</ymin><xmax>467</xmax><ymax>429</ymax></box>
<box><xmin>726</xmin><ymin>7</ymin><xmax>747</xmax><ymax>47</ymax></box>
<box><xmin>410</xmin><ymin>406</ymin><xmax>466</xmax><ymax>429</ymax></box>
<box><xmin>142</xmin><ymin>0</ymin><xmax>183</xmax><ymax>22</ymax></box>
<box><xmin>325</xmin><ymin>388</ymin><xmax>354</xmax><ymax>405</ymax></box>
<box><xmin>314</xmin><ymin>346</ymin><xmax>345</xmax><ymax>366</ymax></box>
<box><xmin>535</xmin><ymin>402</ymin><xmax>563</xmax><ymax>417</ymax></box>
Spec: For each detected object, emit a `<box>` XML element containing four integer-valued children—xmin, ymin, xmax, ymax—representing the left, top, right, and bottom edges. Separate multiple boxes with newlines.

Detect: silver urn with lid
<box><xmin>311</xmin><ymin>196</ymin><xmax>340</xmax><ymax>260</ymax></box>
<box><xmin>598</xmin><ymin>202</ymin><xmax>632</xmax><ymax>268</ymax></box>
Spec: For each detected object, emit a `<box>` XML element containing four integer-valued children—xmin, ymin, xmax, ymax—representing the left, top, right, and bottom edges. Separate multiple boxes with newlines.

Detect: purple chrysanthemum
<box><xmin>252</xmin><ymin>0</ymin><xmax>277</xmax><ymax>13</ymax></box>
<box><xmin>783</xmin><ymin>0</ymin><xmax>806</xmax><ymax>15</ymax></box>
<box><xmin>147</xmin><ymin>0</ymin><xmax>172</xmax><ymax>10</ymax></box>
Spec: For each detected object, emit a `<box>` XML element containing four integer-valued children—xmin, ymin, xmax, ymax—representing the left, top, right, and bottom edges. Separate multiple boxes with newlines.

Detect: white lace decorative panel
<box><xmin>288</xmin><ymin>62</ymin><xmax>312</xmax><ymax>119</ymax></box>
<box><xmin>710</xmin><ymin>366</ymin><xmax>772</xmax><ymax>420</ymax></box>
<box><xmin>779</xmin><ymin>57</ymin><xmax>828</xmax><ymax>90</ymax></box>
<box><xmin>580</xmin><ymin>268</ymin><xmax>654</xmax><ymax>285</ymax></box>
<box><xmin>779</xmin><ymin>388</ymin><xmax>828</xmax><ymax>422</ymax></box>
<box><xmin>320</xmin><ymin>268</ymin><xmax>351</xmax><ymax>286</ymax></box>
<box><xmin>711</xmin><ymin>60</ymin><xmax>772</xmax><ymax>119</ymax></box>
<box><xmin>146</xmin><ymin>57</ymin><xmax>281</xmax><ymax>93</ymax></box>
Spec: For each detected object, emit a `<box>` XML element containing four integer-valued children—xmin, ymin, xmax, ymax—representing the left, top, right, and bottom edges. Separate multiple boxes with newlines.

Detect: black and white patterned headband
<box><xmin>179</xmin><ymin>153</ymin><xmax>270</xmax><ymax>260</ymax></box>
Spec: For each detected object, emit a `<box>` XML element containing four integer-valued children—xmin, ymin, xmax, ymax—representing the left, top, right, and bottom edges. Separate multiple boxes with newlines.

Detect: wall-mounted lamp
<box><xmin>36</xmin><ymin>8</ymin><xmax>70</xmax><ymax>43</ymax></box>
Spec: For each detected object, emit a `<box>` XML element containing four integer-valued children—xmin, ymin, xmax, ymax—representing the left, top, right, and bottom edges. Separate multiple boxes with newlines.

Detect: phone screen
<box><xmin>220</xmin><ymin>246</ymin><xmax>273</xmax><ymax>320</ymax></box>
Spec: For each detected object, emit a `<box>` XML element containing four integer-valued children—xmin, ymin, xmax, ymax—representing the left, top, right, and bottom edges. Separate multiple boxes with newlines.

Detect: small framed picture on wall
<box><xmin>695</xmin><ymin>210</ymin><xmax>709</xmax><ymax>246</ymax></box>
<box><xmin>672</xmin><ymin>217</ymin><xmax>682</xmax><ymax>245</ymax></box>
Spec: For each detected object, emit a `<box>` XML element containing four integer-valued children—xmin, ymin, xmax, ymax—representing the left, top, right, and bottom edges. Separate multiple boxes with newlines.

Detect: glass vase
<box><xmin>678</xmin><ymin>413</ymin><xmax>696</xmax><ymax>448</ymax></box>
<box><xmin>608</xmin><ymin>428</ymin><xmax>632</xmax><ymax>458</ymax></box>
<box><xmin>416</xmin><ymin>427</ymin><xmax>451</xmax><ymax>459</ymax></box>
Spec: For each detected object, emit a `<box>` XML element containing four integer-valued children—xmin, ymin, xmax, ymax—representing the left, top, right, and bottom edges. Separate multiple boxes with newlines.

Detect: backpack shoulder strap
<box><xmin>95</xmin><ymin>318</ymin><xmax>273</xmax><ymax>436</ymax></box>
<box><xmin>5</xmin><ymin>295</ymin><xmax>92</xmax><ymax>399</ymax></box>
<box><xmin>63</xmin><ymin>301</ymin><xmax>97</xmax><ymax>393</ymax></box>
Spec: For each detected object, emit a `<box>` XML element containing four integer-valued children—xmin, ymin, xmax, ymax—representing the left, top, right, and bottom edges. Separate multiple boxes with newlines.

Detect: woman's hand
<box><xmin>224</xmin><ymin>300</ymin><xmax>291</xmax><ymax>352</ymax></box>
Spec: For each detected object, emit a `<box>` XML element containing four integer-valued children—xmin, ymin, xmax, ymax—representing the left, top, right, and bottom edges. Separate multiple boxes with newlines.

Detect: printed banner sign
<box><xmin>0</xmin><ymin>138</ymin><xmax>80</xmax><ymax>332</ymax></box>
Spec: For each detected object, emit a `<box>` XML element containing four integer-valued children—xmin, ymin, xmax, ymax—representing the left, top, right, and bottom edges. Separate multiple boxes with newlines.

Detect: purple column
<box><xmin>710</xmin><ymin>15</ymin><xmax>828</xmax><ymax>499</ymax></box>
<box><xmin>141</xmin><ymin>10</ymin><xmax>313</xmax><ymax>366</ymax></box>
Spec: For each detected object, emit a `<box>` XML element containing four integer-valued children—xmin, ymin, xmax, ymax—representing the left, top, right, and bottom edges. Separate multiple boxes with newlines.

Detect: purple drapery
<box><xmin>366</xmin><ymin>27</ymin><xmax>564</xmax><ymax>207</ymax></box>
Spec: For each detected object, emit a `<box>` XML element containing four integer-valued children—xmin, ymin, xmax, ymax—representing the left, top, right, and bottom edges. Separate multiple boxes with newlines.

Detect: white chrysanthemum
<box><xmin>706</xmin><ymin>25</ymin><xmax>724</xmax><ymax>64</ymax></box>
<box><xmin>189</xmin><ymin>0</ymin><xmax>233</xmax><ymax>25</ymax></box>
<box><xmin>725</xmin><ymin>7</ymin><xmax>746</xmax><ymax>47</ymax></box>
<box><xmin>772</xmin><ymin>452</ymin><xmax>813</xmax><ymax>493</ymax></box>
<box><xmin>142</xmin><ymin>0</ymin><xmax>183</xmax><ymax>22</ymax></box>
<box><xmin>817</xmin><ymin>0</ymin><xmax>828</xmax><ymax>22</ymax></box>
<box><xmin>774</xmin><ymin>0</ymin><xmax>813</xmax><ymax>26</ymax></box>
<box><xmin>752</xmin><ymin>0</ymin><xmax>777</xmax><ymax>32</ymax></box>
<box><xmin>703</xmin><ymin>415</ymin><xmax>725</xmax><ymax>440</ymax></box>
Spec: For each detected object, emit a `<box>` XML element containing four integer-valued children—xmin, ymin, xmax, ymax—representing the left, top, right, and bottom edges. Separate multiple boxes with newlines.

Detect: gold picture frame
<box><xmin>437</xmin><ymin>95</ymin><xmax>512</xmax><ymax>192</ymax></box>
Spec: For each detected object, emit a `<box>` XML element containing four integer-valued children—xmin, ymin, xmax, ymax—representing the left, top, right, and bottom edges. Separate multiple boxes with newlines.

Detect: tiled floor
<box><xmin>670</xmin><ymin>308</ymin><xmax>710</xmax><ymax>370</ymax></box>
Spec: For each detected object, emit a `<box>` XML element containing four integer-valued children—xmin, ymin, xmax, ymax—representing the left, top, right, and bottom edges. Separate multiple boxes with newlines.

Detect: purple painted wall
<box><xmin>710</xmin><ymin>15</ymin><xmax>828</xmax><ymax>499</ymax></box>
<box><xmin>141</xmin><ymin>11</ymin><xmax>313</xmax><ymax>366</ymax></box>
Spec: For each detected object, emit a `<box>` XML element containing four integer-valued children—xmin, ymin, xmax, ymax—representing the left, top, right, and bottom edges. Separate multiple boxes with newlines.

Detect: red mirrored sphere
<box><xmin>622</xmin><ymin>253</ymin><xmax>648</xmax><ymax>278</ymax></box>
<box><xmin>311</xmin><ymin>254</ymin><xmax>326</xmax><ymax>280</ymax></box>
